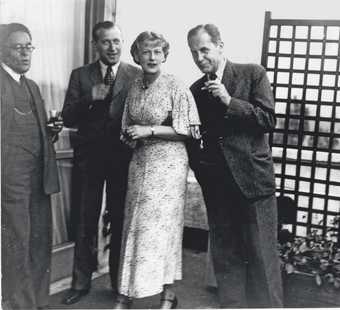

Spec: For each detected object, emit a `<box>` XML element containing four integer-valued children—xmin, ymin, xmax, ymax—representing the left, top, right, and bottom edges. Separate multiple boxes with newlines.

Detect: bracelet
<box><xmin>150</xmin><ymin>126</ymin><xmax>155</xmax><ymax>137</ymax></box>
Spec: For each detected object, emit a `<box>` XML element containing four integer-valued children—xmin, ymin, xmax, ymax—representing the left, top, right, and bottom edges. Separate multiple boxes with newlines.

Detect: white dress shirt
<box><xmin>215</xmin><ymin>57</ymin><xmax>227</xmax><ymax>81</ymax></box>
<box><xmin>99</xmin><ymin>60</ymin><xmax>120</xmax><ymax>80</ymax></box>
<box><xmin>1</xmin><ymin>62</ymin><xmax>22</xmax><ymax>83</ymax></box>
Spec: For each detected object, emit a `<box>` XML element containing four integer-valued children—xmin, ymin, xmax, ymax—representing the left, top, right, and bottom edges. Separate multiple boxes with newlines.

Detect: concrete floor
<box><xmin>49</xmin><ymin>249</ymin><xmax>219</xmax><ymax>309</ymax></box>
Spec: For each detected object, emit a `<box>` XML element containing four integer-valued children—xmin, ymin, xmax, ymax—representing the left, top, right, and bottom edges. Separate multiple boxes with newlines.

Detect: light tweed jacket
<box><xmin>188</xmin><ymin>61</ymin><xmax>276</xmax><ymax>199</ymax></box>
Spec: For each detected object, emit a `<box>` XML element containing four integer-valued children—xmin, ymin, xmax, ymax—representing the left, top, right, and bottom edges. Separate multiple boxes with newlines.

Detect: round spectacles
<box><xmin>5</xmin><ymin>44</ymin><xmax>36</xmax><ymax>53</ymax></box>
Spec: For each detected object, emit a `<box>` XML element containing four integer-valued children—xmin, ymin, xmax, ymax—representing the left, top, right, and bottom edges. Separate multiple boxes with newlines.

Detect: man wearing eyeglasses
<box><xmin>0</xmin><ymin>23</ymin><xmax>61</xmax><ymax>309</ymax></box>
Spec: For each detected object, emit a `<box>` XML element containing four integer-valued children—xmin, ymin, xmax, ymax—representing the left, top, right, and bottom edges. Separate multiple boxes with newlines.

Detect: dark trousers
<box><xmin>195</xmin><ymin>162</ymin><xmax>283</xmax><ymax>308</ymax></box>
<box><xmin>71</xmin><ymin>152</ymin><xmax>129</xmax><ymax>292</ymax></box>
<box><xmin>2</xmin><ymin>149</ymin><xmax>52</xmax><ymax>310</ymax></box>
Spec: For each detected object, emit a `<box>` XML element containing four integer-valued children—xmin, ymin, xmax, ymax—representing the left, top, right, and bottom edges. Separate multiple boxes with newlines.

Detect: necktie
<box><xmin>208</xmin><ymin>73</ymin><xmax>217</xmax><ymax>81</ymax></box>
<box><xmin>16</xmin><ymin>74</ymin><xmax>34</xmax><ymax>114</ymax></box>
<box><xmin>20</xmin><ymin>74</ymin><xmax>25</xmax><ymax>86</ymax></box>
<box><xmin>104</xmin><ymin>65</ymin><xmax>115</xmax><ymax>86</ymax></box>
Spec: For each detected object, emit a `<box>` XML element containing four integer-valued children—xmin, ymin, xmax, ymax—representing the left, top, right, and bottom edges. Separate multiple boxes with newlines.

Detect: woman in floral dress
<box><xmin>113</xmin><ymin>31</ymin><xmax>200</xmax><ymax>309</ymax></box>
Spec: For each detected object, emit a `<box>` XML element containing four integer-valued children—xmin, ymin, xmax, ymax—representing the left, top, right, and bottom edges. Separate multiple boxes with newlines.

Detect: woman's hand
<box><xmin>126</xmin><ymin>125</ymin><xmax>152</xmax><ymax>140</ymax></box>
<box><xmin>120</xmin><ymin>132</ymin><xmax>137</xmax><ymax>148</ymax></box>
<box><xmin>190</xmin><ymin>125</ymin><xmax>201</xmax><ymax>139</ymax></box>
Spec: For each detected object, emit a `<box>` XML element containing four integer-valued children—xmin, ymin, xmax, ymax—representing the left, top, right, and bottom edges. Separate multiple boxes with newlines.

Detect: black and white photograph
<box><xmin>1</xmin><ymin>0</ymin><xmax>339</xmax><ymax>309</ymax></box>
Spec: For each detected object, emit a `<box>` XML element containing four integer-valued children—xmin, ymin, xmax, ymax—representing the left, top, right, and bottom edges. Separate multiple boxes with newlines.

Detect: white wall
<box><xmin>116</xmin><ymin>0</ymin><xmax>340</xmax><ymax>85</ymax></box>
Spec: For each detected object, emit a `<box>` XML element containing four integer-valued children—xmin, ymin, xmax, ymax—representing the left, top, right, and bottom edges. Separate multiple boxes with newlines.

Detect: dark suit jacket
<box><xmin>188</xmin><ymin>61</ymin><xmax>276</xmax><ymax>199</ymax></box>
<box><xmin>0</xmin><ymin>66</ymin><xmax>60</xmax><ymax>195</ymax></box>
<box><xmin>62</xmin><ymin>61</ymin><xmax>140</xmax><ymax>165</ymax></box>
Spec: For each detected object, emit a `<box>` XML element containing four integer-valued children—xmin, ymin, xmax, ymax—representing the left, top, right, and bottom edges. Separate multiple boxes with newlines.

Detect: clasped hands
<box><xmin>121</xmin><ymin>124</ymin><xmax>201</xmax><ymax>148</ymax></box>
<box><xmin>201</xmin><ymin>79</ymin><xmax>231</xmax><ymax>106</ymax></box>
<box><xmin>120</xmin><ymin>125</ymin><xmax>151</xmax><ymax>149</ymax></box>
<box><xmin>124</xmin><ymin>125</ymin><xmax>153</xmax><ymax>140</ymax></box>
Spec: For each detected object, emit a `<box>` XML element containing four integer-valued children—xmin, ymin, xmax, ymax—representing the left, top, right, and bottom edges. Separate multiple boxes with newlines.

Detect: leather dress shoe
<box><xmin>160</xmin><ymin>296</ymin><xmax>178</xmax><ymax>309</ymax></box>
<box><xmin>112</xmin><ymin>294</ymin><xmax>132</xmax><ymax>309</ymax></box>
<box><xmin>62</xmin><ymin>289</ymin><xmax>89</xmax><ymax>305</ymax></box>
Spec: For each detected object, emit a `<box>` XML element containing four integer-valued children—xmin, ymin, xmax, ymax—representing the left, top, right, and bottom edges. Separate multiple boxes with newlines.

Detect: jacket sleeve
<box><xmin>225</xmin><ymin>66</ymin><xmax>276</xmax><ymax>133</ymax></box>
<box><xmin>61</xmin><ymin>69</ymin><xmax>93</xmax><ymax>128</ymax></box>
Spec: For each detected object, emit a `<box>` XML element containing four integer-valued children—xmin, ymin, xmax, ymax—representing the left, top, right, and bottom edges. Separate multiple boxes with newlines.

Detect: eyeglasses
<box><xmin>5</xmin><ymin>44</ymin><xmax>36</xmax><ymax>53</ymax></box>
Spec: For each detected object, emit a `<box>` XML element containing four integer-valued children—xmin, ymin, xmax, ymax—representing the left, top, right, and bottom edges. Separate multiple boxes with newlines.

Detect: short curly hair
<box><xmin>130</xmin><ymin>31</ymin><xmax>170</xmax><ymax>65</ymax></box>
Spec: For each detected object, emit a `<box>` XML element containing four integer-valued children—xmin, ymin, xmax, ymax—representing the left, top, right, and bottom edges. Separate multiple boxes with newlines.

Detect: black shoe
<box><xmin>160</xmin><ymin>296</ymin><xmax>178</xmax><ymax>309</ymax></box>
<box><xmin>62</xmin><ymin>289</ymin><xmax>89</xmax><ymax>305</ymax></box>
<box><xmin>112</xmin><ymin>294</ymin><xmax>132</xmax><ymax>309</ymax></box>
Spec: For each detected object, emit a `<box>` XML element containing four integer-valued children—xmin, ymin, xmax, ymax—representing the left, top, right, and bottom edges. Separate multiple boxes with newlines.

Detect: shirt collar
<box><xmin>215</xmin><ymin>57</ymin><xmax>227</xmax><ymax>81</ymax></box>
<box><xmin>99</xmin><ymin>60</ymin><xmax>120</xmax><ymax>78</ymax></box>
<box><xmin>1</xmin><ymin>62</ymin><xmax>22</xmax><ymax>83</ymax></box>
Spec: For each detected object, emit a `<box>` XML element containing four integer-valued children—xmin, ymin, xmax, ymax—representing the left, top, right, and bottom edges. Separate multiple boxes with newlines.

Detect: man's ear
<box><xmin>92</xmin><ymin>40</ymin><xmax>97</xmax><ymax>51</ymax></box>
<box><xmin>0</xmin><ymin>47</ymin><xmax>7</xmax><ymax>62</ymax></box>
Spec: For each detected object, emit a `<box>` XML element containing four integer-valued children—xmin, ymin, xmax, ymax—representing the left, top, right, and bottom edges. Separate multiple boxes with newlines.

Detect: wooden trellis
<box><xmin>261</xmin><ymin>11</ymin><xmax>340</xmax><ymax>240</ymax></box>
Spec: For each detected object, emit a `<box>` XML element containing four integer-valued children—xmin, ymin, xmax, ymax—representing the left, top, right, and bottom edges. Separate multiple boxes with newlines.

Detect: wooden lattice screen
<box><xmin>261</xmin><ymin>11</ymin><xmax>340</xmax><ymax>240</ymax></box>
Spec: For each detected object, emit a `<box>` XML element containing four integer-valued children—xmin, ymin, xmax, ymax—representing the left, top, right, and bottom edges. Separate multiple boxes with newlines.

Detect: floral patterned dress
<box><xmin>117</xmin><ymin>73</ymin><xmax>200</xmax><ymax>298</ymax></box>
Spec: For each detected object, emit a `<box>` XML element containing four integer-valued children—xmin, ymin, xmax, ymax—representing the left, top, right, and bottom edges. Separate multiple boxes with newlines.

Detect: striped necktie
<box><xmin>104</xmin><ymin>65</ymin><xmax>115</xmax><ymax>86</ymax></box>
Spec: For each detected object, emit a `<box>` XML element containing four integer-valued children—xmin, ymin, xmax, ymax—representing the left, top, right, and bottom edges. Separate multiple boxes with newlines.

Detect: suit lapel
<box><xmin>109</xmin><ymin>62</ymin><xmax>132</xmax><ymax>119</ymax></box>
<box><xmin>112</xmin><ymin>62</ymin><xmax>128</xmax><ymax>98</ymax></box>
<box><xmin>197</xmin><ymin>75</ymin><xmax>208</xmax><ymax>94</ymax></box>
<box><xmin>24</xmin><ymin>78</ymin><xmax>48</xmax><ymax>139</ymax></box>
<box><xmin>222</xmin><ymin>60</ymin><xmax>236</xmax><ymax>96</ymax></box>
<box><xmin>89</xmin><ymin>61</ymin><xmax>102</xmax><ymax>86</ymax></box>
<box><xmin>0</xmin><ymin>68</ymin><xmax>15</xmax><ymax>141</ymax></box>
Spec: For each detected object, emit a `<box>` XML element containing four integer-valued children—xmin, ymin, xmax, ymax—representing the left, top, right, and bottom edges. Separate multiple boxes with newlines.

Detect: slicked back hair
<box><xmin>187</xmin><ymin>24</ymin><xmax>222</xmax><ymax>45</ymax></box>
<box><xmin>92</xmin><ymin>21</ymin><xmax>122</xmax><ymax>42</ymax></box>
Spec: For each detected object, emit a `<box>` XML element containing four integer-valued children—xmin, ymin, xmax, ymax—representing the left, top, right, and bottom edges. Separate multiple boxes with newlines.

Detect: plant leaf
<box><xmin>315</xmin><ymin>274</ymin><xmax>322</xmax><ymax>286</ymax></box>
<box><xmin>285</xmin><ymin>263</ymin><xmax>295</xmax><ymax>274</ymax></box>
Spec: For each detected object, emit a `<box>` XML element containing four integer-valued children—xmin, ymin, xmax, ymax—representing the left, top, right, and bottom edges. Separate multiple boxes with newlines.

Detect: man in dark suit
<box><xmin>61</xmin><ymin>21</ymin><xmax>140</xmax><ymax>305</ymax></box>
<box><xmin>0</xmin><ymin>23</ymin><xmax>61</xmax><ymax>309</ymax></box>
<box><xmin>186</xmin><ymin>24</ymin><xmax>283</xmax><ymax>307</ymax></box>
